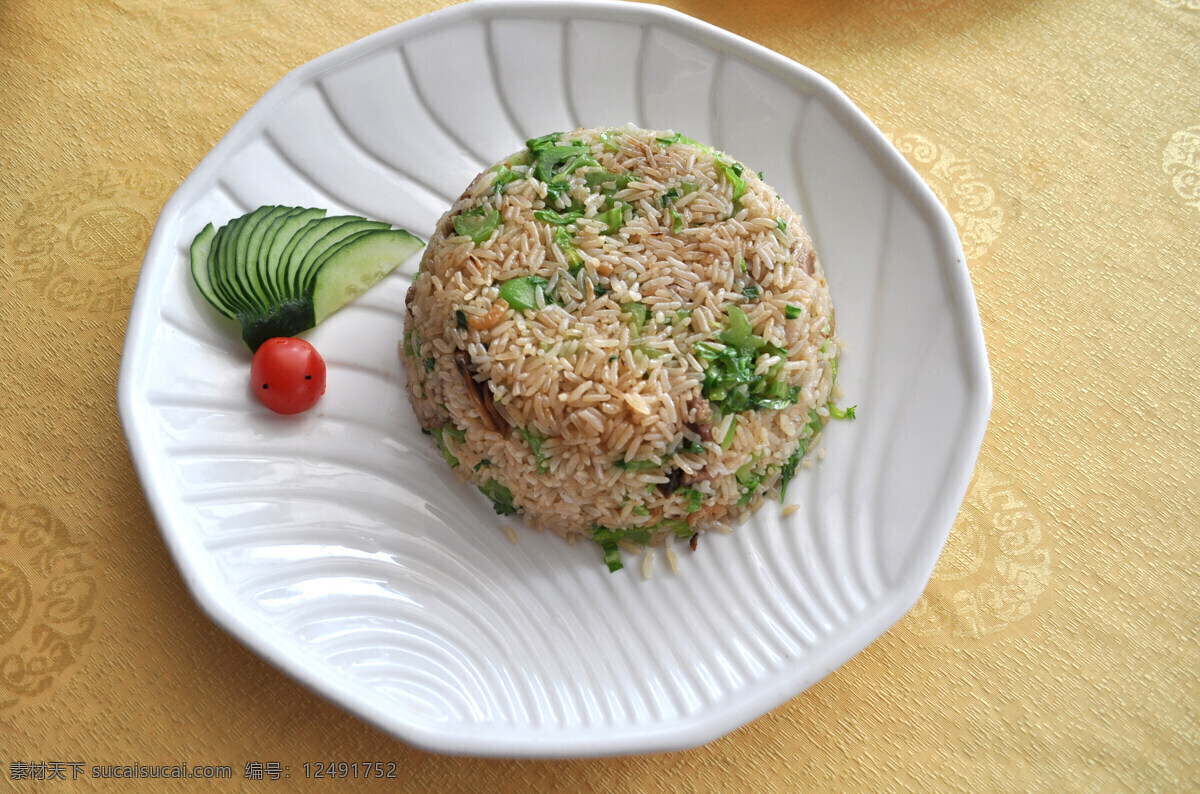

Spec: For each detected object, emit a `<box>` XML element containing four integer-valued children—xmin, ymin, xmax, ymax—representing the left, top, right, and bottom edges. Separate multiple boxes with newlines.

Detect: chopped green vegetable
<box><xmin>655</xmin><ymin>132</ymin><xmax>703</xmax><ymax>148</ymax></box>
<box><xmin>623</xmin><ymin>302</ymin><xmax>648</xmax><ymax>336</ymax></box>
<box><xmin>613</xmin><ymin>457</ymin><xmax>659</xmax><ymax>472</ymax></box>
<box><xmin>515</xmin><ymin>426</ymin><xmax>550</xmax><ymax>474</ymax></box>
<box><xmin>479</xmin><ymin>479</ymin><xmax>517</xmax><ymax>515</ymax></box>
<box><xmin>829</xmin><ymin>404</ymin><xmax>857</xmax><ymax>420</ymax></box>
<box><xmin>423</xmin><ymin>357</ymin><xmax>436</xmax><ymax>372</ymax></box>
<box><xmin>737</xmin><ymin>256</ymin><xmax>747</xmax><ymax>272</ymax></box>
<box><xmin>831</xmin><ymin>356</ymin><xmax>839</xmax><ymax>382</ymax></box>
<box><xmin>676</xmin><ymin>309</ymin><xmax>693</xmax><ymax>322</ymax></box>
<box><xmin>784</xmin><ymin>304</ymin><xmax>803</xmax><ymax>320</ymax></box>
<box><xmin>775</xmin><ymin>218</ymin><xmax>788</xmax><ymax>234</ymax></box>
<box><xmin>591</xmin><ymin>526</ymin><xmax>654</xmax><ymax>572</ymax></box>
<box><xmin>721</xmin><ymin>416</ymin><xmax>738</xmax><ymax>450</ymax></box>
<box><xmin>743</xmin><ymin>285</ymin><xmax>761</xmax><ymax>301</ymax></box>
<box><xmin>498</xmin><ymin>275</ymin><xmax>550</xmax><ymax>312</ymax></box>
<box><xmin>779</xmin><ymin>445</ymin><xmax>803</xmax><ymax>500</ymax></box>
<box><xmin>735</xmin><ymin>458</ymin><xmax>764</xmax><ymax>506</ymax></box>
<box><xmin>403</xmin><ymin>330</ymin><xmax>414</xmax><ymax>358</ymax></box>
<box><xmin>678</xmin><ymin>487</ymin><xmax>705</xmax><ymax>513</ymax></box>
<box><xmin>669</xmin><ymin>207</ymin><xmax>684</xmax><ymax>233</ymax></box>
<box><xmin>715</xmin><ymin>160</ymin><xmax>747</xmax><ymax>204</ymax></box>
<box><xmin>584</xmin><ymin>170</ymin><xmax>635</xmax><ymax>191</ymax></box>
<box><xmin>660</xmin><ymin>518</ymin><xmax>692</xmax><ymax>538</ymax></box>
<box><xmin>454</xmin><ymin>206</ymin><xmax>501</xmax><ymax>244</ymax></box>
<box><xmin>430</xmin><ymin>426</ymin><xmax>459</xmax><ymax>468</ymax></box>
<box><xmin>681</xmin><ymin>439</ymin><xmax>705</xmax><ymax>454</ymax></box>
<box><xmin>719</xmin><ymin>305</ymin><xmax>754</xmax><ymax>347</ymax></box>
<box><xmin>660</xmin><ymin>188</ymin><xmax>679</xmax><ymax>206</ymax></box>
<box><xmin>680</xmin><ymin>181</ymin><xmax>701</xmax><ymax>195</ymax></box>
<box><xmin>631</xmin><ymin>504</ymin><xmax>650</xmax><ymax>516</ymax></box>
<box><xmin>698</xmin><ymin>306</ymin><xmax>801</xmax><ymax>415</ymax></box>
<box><xmin>779</xmin><ymin>413</ymin><xmax>823</xmax><ymax>500</ymax></box>
<box><xmin>598</xmin><ymin>203</ymin><xmax>625</xmax><ymax>235</ymax></box>
<box><xmin>598</xmin><ymin>130</ymin><xmax>622</xmax><ymax>152</ymax></box>
<box><xmin>473</xmin><ymin>458</ymin><xmax>491</xmax><ymax>472</ymax></box>
<box><xmin>455</xmin><ymin>309</ymin><xmax>468</xmax><ymax>329</ymax></box>
<box><xmin>525</xmin><ymin>132</ymin><xmax>562</xmax><ymax>152</ymax></box>
<box><xmin>534</xmin><ymin>208</ymin><xmax>584</xmax><ymax>225</ymax></box>
<box><xmin>554</xmin><ymin>227</ymin><xmax>584</xmax><ymax>275</ymax></box>
<box><xmin>490</xmin><ymin>167</ymin><xmax>523</xmax><ymax>194</ymax></box>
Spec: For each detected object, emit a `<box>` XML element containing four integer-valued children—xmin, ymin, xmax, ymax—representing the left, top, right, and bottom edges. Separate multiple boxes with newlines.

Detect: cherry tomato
<box><xmin>250</xmin><ymin>337</ymin><xmax>326</xmax><ymax>415</ymax></box>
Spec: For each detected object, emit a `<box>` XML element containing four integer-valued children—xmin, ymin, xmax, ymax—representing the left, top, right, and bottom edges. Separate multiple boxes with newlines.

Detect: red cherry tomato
<box><xmin>250</xmin><ymin>337</ymin><xmax>327</xmax><ymax>415</ymax></box>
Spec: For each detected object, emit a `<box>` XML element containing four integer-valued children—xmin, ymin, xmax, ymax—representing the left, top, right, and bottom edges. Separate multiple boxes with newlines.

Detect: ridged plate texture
<box><xmin>118</xmin><ymin>0</ymin><xmax>991</xmax><ymax>757</ymax></box>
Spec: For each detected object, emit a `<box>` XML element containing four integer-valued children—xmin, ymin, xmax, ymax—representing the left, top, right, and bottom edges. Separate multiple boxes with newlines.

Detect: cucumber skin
<box><xmin>239</xmin><ymin>300</ymin><xmax>315</xmax><ymax>352</ymax></box>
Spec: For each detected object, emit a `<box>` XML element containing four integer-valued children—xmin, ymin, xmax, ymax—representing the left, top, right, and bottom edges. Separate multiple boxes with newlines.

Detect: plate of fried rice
<box><xmin>119</xmin><ymin>0</ymin><xmax>991</xmax><ymax>757</ymax></box>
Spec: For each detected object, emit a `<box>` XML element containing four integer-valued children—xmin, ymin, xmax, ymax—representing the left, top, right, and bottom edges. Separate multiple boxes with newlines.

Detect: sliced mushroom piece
<box><xmin>454</xmin><ymin>350</ymin><xmax>509</xmax><ymax>435</ymax></box>
<box><xmin>656</xmin><ymin>467</ymin><xmax>684</xmax><ymax>496</ymax></box>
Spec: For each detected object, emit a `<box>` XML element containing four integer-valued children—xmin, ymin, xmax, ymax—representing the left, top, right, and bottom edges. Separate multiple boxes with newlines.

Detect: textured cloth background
<box><xmin>1</xmin><ymin>0</ymin><xmax>1197</xmax><ymax>790</ymax></box>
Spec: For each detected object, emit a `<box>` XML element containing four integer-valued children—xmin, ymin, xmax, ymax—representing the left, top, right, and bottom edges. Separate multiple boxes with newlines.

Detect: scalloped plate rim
<box><xmin>117</xmin><ymin>0</ymin><xmax>992</xmax><ymax>758</ymax></box>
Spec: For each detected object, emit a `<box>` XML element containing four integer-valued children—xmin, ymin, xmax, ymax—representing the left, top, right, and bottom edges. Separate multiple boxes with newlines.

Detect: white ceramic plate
<box><xmin>118</xmin><ymin>0</ymin><xmax>990</xmax><ymax>757</ymax></box>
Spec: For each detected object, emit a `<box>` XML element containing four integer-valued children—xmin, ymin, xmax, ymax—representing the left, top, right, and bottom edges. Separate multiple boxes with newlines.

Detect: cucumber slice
<box><xmin>312</xmin><ymin>229</ymin><xmax>424</xmax><ymax>322</ymax></box>
<box><xmin>188</xmin><ymin>223</ymin><xmax>233</xmax><ymax>319</ymax></box>
<box><xmin>211</xmin><ymin>213</ymin><xmax>253</xmax><ymax>316</ymax></box>
<box><xmin>190</xmin><ymin>206</ymin><xmax>423</xmax><ymax>351</ymax></box>
<box><xmin>243</xmin><ymin>206</ymin><xmax>293</xmax><ymax>309</ymax></box>
<box><xmin>278</xmin><ymin>216</ymin><xmax>361</xmax><ymax>301</ymax></box>
<box><xmin>231</xmin><ymin>205</ymin><xmax>279</xmax><ymax>314</ymax></box>
<box><xmin>255</xmin><ymin>207</ymin><xmax>305</xmax><ymax>305</ymax></box>
<box><xmin>265</xmin><ymin>208</ymin><xmax>325</xmax><ymax>302</ymax></box>
<box><xmin>293</xmin><ymin>219</ymin><xmax>389</xmax><ymax>296</ymax></box>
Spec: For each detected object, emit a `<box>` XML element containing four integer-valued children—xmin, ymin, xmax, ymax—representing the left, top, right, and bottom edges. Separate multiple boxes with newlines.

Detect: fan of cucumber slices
<box><xmin>189</xmin><ymin>206</ymin><xmax>423</xmax><ymax>414</ymax></box>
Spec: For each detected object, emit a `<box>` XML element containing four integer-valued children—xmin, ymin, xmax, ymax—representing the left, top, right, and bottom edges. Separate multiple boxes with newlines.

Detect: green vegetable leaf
<box><xmin>455</xmin><ymin>309</ymin><xmax>468</xmax><ymax>329</ymax></box>
<box><xmin>525</xmin><ymin>132</ymin><xmax>563</xmax><ymax>152</ymax></box>
<box><xmin>829</xmin><ymin>404</ymin><xmax>857</xmax><ymax>420</ymax></box>
<box><xmin>632</xmin><ymin>504</ymin><xmax>650</xmax><ymax>516</ymax></box>
<box><xmin>660</xmin><ymin>518</ymin><xmax>693</xmax><ymax>538</ymax></box>
<box><xmin>591</xmin><ymin>526</ymin><xmax>654</xmax><ymax>572</ymax></box>
<box><xmin>623</xmin><ymin>302</ymin><xmax>648</xmax><ymax>336</ymax></box>
<box><xmin>534</xmin><ymin>208</ymin><xmax>584</xmax><ymax>225</ymax></box>
<box><xmin>453</xmin><ymin>206</ymin><xmax>501</xmax><ymax>244</ymax></box>
<box><xmin>585</xmin><ymin>170</ymin><xmax>635</xmax><ymax>191</ymax></box>
<box><xmin>490</xmin><ymin>167</ymin><xmax>523</xmax><ymax>194</ymax></box>
<box><xmin>598</xmin><ymin>203</ymin><xmax>625</xmax><ymax>235</ymax></box>
<box><xmin>743</xmin><ymin>284</ymin><xmax>761</xmax><ymax>301</ymax></box>
<box><xmin>660</xmin><ymin>188</ymin><xmax>679</xmax><ymax>207</ymax></box>
<box><xmin>498</xmin><ymin>275</ymin><xmax>550</xmax><ymax>312</ymax></box>
<box><xmin>678</xmin><ymin>487</ymin><xmax>705</xmax><ymax>513</ymax></box>
<box><xmin>479</xmin><ymin>479</ymin><xmax>518</xmax><ymax>515</ymax></box>
<box><xmin>473</xmin><ymin>458</ymin><xmax>491</xmax><ymax>472</ymax></box>
<box><xmin>785</xmin><ymin>304</ymin><xmax>803</xmax><ymax>320</ymax></box>
<box><xmin>715</xmin><ymin>160</ymin><xmax>747</xmax><ymax>204</ymax></box>
<box><xmin>721</xmin><ymin>416</ymin><xmax>738</xmax><ymax>450</ymax></box>
<box><xmin>655</xmin><ymin>132</ymin><xmax>702</xmax><ymax>148</ymax></box>
<box><xmin>554</xmin><ymin>226</ymin><xmax>584</xmax><ymax>275</ymax></box>
<box><xmin>515</xmin><ymin>426</ymin><xmax>550</xmax><ymax>474</ymax></box>
<box><xmin>669</xmin><ymin>207</ymin><xmax>684</xmax><ymax>233</ymax></box>
<box><xmin>776</xmin><ymin>217</ymin><xmax>788</xmax><ymax>234</ymax></box>
<box><xmin>719</xmin><ymin>305</ymin><xmax>753</xmax><ymax>347</ymax></box>
<box><xmin>613</xmin><ymin>457</ymin><xmax>660</xmax><ymax>472</ymax></box>
<box><xmin>430</xmin><ymin>426</ymin><xmax>459</xmax><ymax>469</ymax></box>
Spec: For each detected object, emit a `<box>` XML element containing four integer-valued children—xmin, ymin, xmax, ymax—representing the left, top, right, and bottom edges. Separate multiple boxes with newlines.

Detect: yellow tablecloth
<box><xmin>2</xmin><ymin>0</ymin><xmax>1197</xmax><ymax>789</ymax></box>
